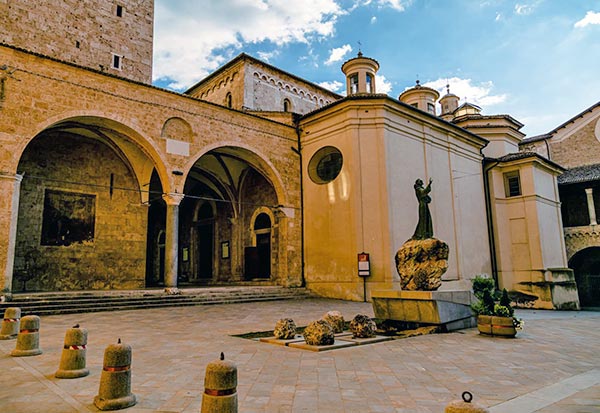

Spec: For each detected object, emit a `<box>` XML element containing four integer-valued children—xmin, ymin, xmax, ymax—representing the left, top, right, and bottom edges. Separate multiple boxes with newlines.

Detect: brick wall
<box><xmin>550</xmin><ymin>121</ymin><xmax>600</xmax><ymax>168</ymax></box>
<box><xmin>0</xmin><ymin>0</ymin><xmax>153</xmax><ymax>83</ymax></box>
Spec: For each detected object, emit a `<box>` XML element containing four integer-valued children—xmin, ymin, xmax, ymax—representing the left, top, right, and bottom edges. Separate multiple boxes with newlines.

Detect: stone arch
<box><xmin>183</xmin><ymin>142</ymin><xmax>288</xmax><ymax>207</ymax></box>
<box><xmin>22</xmin><ymin>112</ymin><xmax>170</xmax><ymax>194</ymax></box>
<box><xmin>569</xmin><ymin>246</ymin><xmax>600</xmax><ymax>307</ymax></box>
<box><xmin>161</xmin><ymin>117</ymin><xmax>193</xmax><ymax>143</ymax></box>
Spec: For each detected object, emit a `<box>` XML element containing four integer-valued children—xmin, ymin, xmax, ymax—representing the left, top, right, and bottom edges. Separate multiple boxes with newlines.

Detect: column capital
<box><xmin>162</xmin><ymin>192</ymin><xmax>185</xmax><ymax>206</ymax></box>
<box><xmin>585</xmin><ymin>188</ymin><xmax>594</xmax><ymax>195</ymax></box>
<box><xmin>0</xmin><ymin>172</ymin><xmax>23</xmax><ymax>183</ymax></box>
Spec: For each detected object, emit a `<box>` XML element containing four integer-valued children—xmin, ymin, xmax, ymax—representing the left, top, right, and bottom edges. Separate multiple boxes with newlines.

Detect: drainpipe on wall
<box><xmin>482</xmin><ymin>156</ymin><xmax>500</xmax><ymax>289</ymax></box>
<box><xmin>293</xmin><ymin>114</ymin><xmax>306</xmax><ymax>287</ymax></box>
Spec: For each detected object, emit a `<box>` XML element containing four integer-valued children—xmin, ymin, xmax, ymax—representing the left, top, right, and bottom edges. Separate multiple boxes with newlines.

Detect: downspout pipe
<box><xmin>482</xmin><ymin>156</ymin><xmax>500</xmax><ymax>289</ymax></box>
<box><xmin>293</xmin><ymin>114</ymin><xmax>306</xmax><ymax>287</ymax></box>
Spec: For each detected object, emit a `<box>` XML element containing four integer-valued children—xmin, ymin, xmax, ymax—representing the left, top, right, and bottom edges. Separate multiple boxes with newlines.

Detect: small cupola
<box><xmin>399</xmin><ymin>80</ymin><xmax>440</xmax><ymax>115</ymax></box>
<box><xmin>439</xmin><ymin>84</ymin><xmax>460</xmax><ymax>120</ymax></box>
<box><xmin>341</xmin><ymin>51</ymin><xmax>380</xmax><ymax>95</ymax></box>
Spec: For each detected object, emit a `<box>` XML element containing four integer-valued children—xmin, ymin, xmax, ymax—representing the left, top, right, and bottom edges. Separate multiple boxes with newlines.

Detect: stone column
<box><xmin>0</xmin><ymin>173</ymin><xmax>22</xmax><ymax>294</ymax></box>
<box><xmin>585</xmin><ymin>188</ymin><xmax>597</xmax><ymax>226</ymax></box>
<box><xmin>162</xmin><ymin>193</ymin><xmax>185</xmax><ymax>288</ymax></box>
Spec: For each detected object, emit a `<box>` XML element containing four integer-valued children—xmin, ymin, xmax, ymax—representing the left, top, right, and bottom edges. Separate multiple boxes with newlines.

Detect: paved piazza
<box><xmin>0</xmin><ymin>298</ymin><xmax>598</xmax><ymax>412</ymax></box>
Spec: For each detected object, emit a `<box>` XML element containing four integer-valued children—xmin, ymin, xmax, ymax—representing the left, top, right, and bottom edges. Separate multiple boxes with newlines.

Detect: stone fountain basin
<box><xmin>371</xmin><ymin>290</ymin><xmax>476</xmax><ymax>332</ymax></box>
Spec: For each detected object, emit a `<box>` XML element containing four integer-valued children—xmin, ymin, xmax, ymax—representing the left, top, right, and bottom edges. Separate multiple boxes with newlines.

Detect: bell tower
<box><xmin>341</xmin><ymin>51</ymin><xmax>380</xmax><ymax>95</ymax></box>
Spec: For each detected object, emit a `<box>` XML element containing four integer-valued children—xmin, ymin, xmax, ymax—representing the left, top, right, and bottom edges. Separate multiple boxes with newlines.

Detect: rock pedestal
<box><xmin>395</xmin><ymin>238</ymin><xmax>449</xmax><ymax>291</ymax></box>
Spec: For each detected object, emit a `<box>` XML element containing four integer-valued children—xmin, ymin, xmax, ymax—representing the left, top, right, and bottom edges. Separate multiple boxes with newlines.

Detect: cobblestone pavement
<box><xmin>0</xmin><ymin>298</ymin><xmax>599</xmax><ymax>412</ymax></box>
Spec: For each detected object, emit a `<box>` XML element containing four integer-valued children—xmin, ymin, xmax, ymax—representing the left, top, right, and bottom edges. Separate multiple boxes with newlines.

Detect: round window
<box><xmin>308</xmin><ymin>146</ymin><xmax>343</xmax><ymax>184</ymax></box>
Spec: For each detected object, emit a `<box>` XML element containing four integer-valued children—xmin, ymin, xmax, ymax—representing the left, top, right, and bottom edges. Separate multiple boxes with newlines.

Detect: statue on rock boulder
<box><xmin>395</xmin><ymin>178</ymin><xmax>449</xmax><ymax>291</ymax></box>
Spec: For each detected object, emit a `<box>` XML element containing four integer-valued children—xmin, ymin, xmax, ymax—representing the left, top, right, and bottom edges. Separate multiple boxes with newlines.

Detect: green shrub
<box><xmin>499</xmin><ymin>289</ymin><xmax>514</xmax><ymax>316</ymax></box>
<box><xmin>494</xmin><ymin>304</ymin><xmax>511</xmax><ymax>318</ymax></box>
<box><xmin>472</xmin><ymin>275</ymin><xmax>495</xmax><ymax>300</ymax></box>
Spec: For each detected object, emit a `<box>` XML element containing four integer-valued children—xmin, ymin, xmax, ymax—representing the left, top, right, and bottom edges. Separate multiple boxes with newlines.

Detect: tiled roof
<box><xmin>487</xmin><ymin>152</ymin><xmax>565</xmax><ymax>171</ymax></box>
<box><xmin>520</xmin><ymin>133</ymin><xmax>552</xmax><ymax>144</ymax></box>
<box><xmin>558</xmin><ymin>163</ymin><xmax>600</xmax><ymax>185</ymax></box>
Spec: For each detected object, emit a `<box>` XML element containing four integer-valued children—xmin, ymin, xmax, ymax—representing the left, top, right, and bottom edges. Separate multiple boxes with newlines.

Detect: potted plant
<box><xmin>471</xmin><ymin>275</ymin><xmax>523</xmax><ymax>337</ymax></box>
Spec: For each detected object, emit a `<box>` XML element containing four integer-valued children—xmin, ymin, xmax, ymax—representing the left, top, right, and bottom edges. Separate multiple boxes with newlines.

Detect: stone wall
<box><xmin>550</xmin><ymin>120</ymin><xmax>600</xmax><ymax>168</ymax></box>
<box><xmin>0</xmin><ymin>0</ymin><xmax>153</xmax><ymax>83</ymax></box>
<box><xmin>14</xmin><ymin>134</ymin><xmax>147</xmax><ymax>291</ymax></box>
<box><xmin>0</xmin><ymin>45</ymin><xmax>303</xmax><ymax>292</ymax></box>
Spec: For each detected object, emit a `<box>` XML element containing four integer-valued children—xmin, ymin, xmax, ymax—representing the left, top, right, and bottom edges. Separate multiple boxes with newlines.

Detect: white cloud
<box><xmin>153</xmin><ymin>0</ymin><xmax>345</xmax><ymax>90</ymax></box>
<box><xmin>574</xmin><ymin>11</ymin><xmax>600</xmax><ymax>28</ymax></box>
<box><xmin>377</xmin><ymin>0</ymin><xmax>412</xmax><ymax>11</ymax></box>
<box><xmin>495</xmin><ymin>12</ymin><xmax>502</xmax><ymax>21</ymax></box>
<box><xmin>376</xmin><ymin>74</ymin><xmax>392</xmax><ymax>95</ymax></box>
<box><xmin>257</xmin><ymin>50</ymin><xmax>279</xmax><ymax>62</ymax></box>
<box><xmin>371</xmin><ymin>16</ymin><xmax>377</xmax><ymax>24</ymax></box>
<box><xmin>514</xmin><ymin>2</ymin><xmax>540</xmax><ymax>16</ymax></box>
<box><xmin>422</xmin><ymin>77</ymin><xmax>507</xmax><ymax>108</ymax></box>
<box><xmin>325</xmin><ymin>44</ymin><xmax>353</xmax><ymax>65</ymax></box>
<box><xmin>318</xmin><ymin>80</ymin><xmax>344</xmax><ymax>92</ymax></box>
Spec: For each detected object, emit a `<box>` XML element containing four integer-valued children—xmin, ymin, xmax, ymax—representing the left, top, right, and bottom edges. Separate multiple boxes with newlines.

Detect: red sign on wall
<box><xmin>358</xmin><ymin>252</ymin><xmax>370</xmax><ymax>277</ymax></box>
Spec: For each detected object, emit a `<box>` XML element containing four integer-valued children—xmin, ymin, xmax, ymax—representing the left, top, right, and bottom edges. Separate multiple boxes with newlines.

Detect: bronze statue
<box><xmin>412</xmin><ymin>178</ymin><xmax>433</xmax><ymax>240</ymax></box>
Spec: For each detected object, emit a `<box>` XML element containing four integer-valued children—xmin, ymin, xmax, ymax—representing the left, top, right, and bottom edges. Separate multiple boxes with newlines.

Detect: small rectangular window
<box><xmin>112</xmin><ymin>54</ymin><xmax>122</xmax><ymax>70</ymax></box>
<box><xmin>116</xmin><ymin>5</ymin><xmax>123</xmax><ymax>17</ymax></box>
<box><xmin>504</xmin><ymin>171</ymin><xmax>521</xmax><ymax>197</ymax></box>
<box><xmin>427</xmin><ymin>102</ymin><xmax>435</xmax><ymax>114</ymax></box>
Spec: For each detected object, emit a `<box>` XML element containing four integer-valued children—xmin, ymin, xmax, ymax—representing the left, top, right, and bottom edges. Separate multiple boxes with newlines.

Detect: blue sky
<box><xmin>153</xmin><ymin>0</ymin><xmax>600</xmax><ymax>137</ymax></box>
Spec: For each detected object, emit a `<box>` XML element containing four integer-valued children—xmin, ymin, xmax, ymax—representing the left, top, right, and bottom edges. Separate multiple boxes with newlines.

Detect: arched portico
<box><xmin>10</xmin><ymin>116</ymin><xmax>167</xmax><ymax>292</ymax></box>
<box><xmin>171</xmin><ymin>146</ymin><xmax>288</xmax><ymax>285</ymax></box>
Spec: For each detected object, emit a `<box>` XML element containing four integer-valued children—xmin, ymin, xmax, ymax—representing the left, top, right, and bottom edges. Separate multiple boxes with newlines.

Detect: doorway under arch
<box><xmin>569</xmin><ymin>247</ymin><xmax>600</xmax><ymax>307</ymax></box>
<box><xmin>179</xmin><ymin>146</ymin><xmax>281</xmax><ymax>284</ymax></box>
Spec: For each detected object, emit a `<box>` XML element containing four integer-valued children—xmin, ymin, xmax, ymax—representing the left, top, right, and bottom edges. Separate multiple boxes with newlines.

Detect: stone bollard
<box><xmin>55</xmin><ymin>324</ymin><xmax>89</xmax><ymax>379</ymax></box>
<box><xmin>10</xmin><ymin>315</ymin><xmax>42</xmax><ymax>356</ymax></box>
<box><xmin>94</xmin><ymin>338</ymin><xmax>136</xmax><ymax>411</ymax></box>
<box><xmin>201</xmin><ymin>352</ymin><xmax>237</xmax><ymax>413</ymax></box>
<box><xmin>0</xmin><ymin>307</ymin><xmax>21</xmax><ymax>340</ymax></box>
<box><xmin>445</xmin><ymin>391</ymin><xmax>489</xmax><ymax>413</ymax></box>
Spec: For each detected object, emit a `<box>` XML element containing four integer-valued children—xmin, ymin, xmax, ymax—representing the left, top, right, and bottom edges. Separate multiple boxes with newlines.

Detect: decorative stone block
<box><xmin>273</xmin><ymin>318</ymin><xmax>297</xmax><ymax>339</ymax></box>
<box><xmin>302</xmin><ymin>320</ymin><xmax>334</xmax><ymax>346</ymax></box>
<box><xmin>349</xmin><ymin>314</ymin><xmax>376</xmax><ymax>338</ymax></box>
<box><xmin>322</xmin><ymin>311</ymin><xmax>344</xmax><ymax>334</ymax></box>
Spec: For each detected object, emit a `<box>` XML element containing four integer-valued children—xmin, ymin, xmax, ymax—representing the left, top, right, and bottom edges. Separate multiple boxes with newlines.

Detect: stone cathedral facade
<box><xmin>0</xmin><ymin>0</ymin><xmax>583</xmax><ymax>309</ymax></box>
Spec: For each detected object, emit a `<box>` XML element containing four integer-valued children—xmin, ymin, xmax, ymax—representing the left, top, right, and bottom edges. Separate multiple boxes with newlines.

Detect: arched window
<box><xmin>226</xmin><ymin>92</ymin><xmax>232</xmax><ymax>108</ymax></box>
<box><xmin>197</xmin><ymin>202</ymin><xmax>213</xmax><ymax>220</ymax></box>
<box><xmin>283</xmin><ymin>98</ymin><xmax>291</xmax><ymax>112</ymax></box>
<box><xmin>254</xmin><ymin>213</ymin><xmax>271</xmax><ymax>230</ymax></box>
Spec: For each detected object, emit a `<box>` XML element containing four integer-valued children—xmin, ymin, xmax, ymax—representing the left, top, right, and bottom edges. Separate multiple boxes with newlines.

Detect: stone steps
<box><xmin>0</xmin><ymin>286</ymin><xmax>313</xmax><ymax>316</ymax></box>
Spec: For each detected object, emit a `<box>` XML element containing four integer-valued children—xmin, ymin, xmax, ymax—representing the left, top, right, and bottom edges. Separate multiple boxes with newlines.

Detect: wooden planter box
<box><xmin>477</xmin><ymin>315</ymin><xmax>517</xmax><ymax>337</ymax></box>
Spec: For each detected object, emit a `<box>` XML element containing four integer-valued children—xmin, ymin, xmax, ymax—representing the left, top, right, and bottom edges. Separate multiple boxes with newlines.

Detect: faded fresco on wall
<box><xmin>41</xmin><ymin>189</ymin><xmax>96</xmax><ymax>246</ymax></box>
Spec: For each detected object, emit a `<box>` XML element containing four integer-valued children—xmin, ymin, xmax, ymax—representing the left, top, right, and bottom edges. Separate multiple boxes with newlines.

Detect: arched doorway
<box><xmin>253</xmin><ymin>213</ymin><xmax>272</xmax><ymax>279</ymax></box>
<box><xmin>196</xmin><ymin>202</ymin><xmax>215</xmax><ymax>280</ymax></box>
<box><xmin>569</xmin><ymin>247</ymin><xmax>600</xmax><ymax>308</ymax></box>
